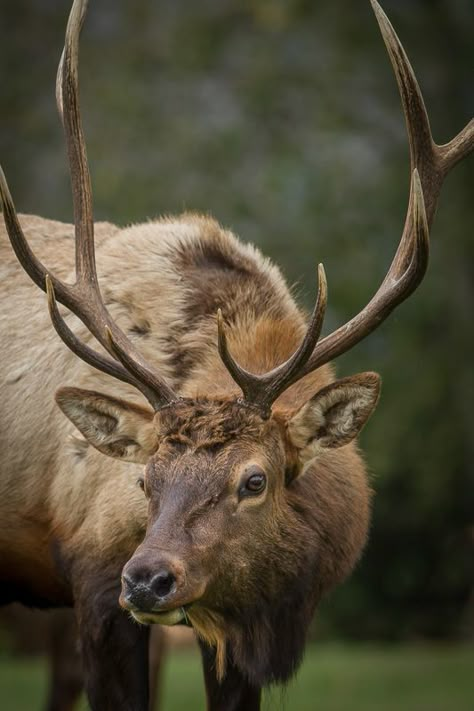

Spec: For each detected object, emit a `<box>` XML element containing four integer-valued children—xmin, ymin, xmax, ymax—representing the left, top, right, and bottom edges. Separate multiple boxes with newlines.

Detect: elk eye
<box><xmin>136</xmin><ymin>476</ymin><xmax>145</xmax><ymax>492</ymax></box>
<box><xmin>239</xmin><ymin>468</ymin><xmax>267</xmax><ymax>499</ymax></box>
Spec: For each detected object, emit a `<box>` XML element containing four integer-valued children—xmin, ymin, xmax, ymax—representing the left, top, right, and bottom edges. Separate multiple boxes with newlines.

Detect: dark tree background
<box><xmin>1</xmin><ymin>0</ymin><xmax>473</xmax><ymax>641</ymax></box>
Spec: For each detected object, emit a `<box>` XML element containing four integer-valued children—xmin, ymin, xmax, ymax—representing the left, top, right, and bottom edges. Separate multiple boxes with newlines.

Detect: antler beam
<box><xmin>0</xmin><ymin>0</ymin><xmax>179</xmax><ymax>411</ymax></box>
<box><xmin>217</xmin><ymin>0</ymin><xmax>473</xmax><ymax>411</ymax></box>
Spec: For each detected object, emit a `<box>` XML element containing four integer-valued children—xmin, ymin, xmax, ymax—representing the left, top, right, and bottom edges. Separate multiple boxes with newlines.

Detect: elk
<box><xmin>0</xmin><ymin>0</ymin><xmax>472</xmax><ymax>709</ymax></box>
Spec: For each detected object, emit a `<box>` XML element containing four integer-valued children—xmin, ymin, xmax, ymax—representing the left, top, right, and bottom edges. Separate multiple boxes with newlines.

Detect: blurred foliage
<box><xmin>0</xmin><ymin>0</ymin><xmax>473</xmax><ymax>642</ymax></box>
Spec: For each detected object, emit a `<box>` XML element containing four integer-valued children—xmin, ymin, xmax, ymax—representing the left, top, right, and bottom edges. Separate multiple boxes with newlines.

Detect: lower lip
<box><xmin>131</xmin><ymin>607</ymin><xmax>187</xmax><ymax>626</ymax></box>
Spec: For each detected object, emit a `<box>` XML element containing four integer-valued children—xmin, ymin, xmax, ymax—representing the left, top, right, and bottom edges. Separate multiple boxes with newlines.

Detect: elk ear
<box><xmin>56</xmin><ymin>387</ymin><xmax>158</xmax><ymax>464</ymax></box>
<box><xmin>287</xmin><ymin>373</ymin><xmax>381</xmax><ymax>465</ymax></box>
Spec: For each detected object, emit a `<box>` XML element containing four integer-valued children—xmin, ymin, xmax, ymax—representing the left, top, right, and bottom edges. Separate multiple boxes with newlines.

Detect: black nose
<box><xmin>151</xmin><ymin>569</ymin><xmax>176</xmax><ymax>598</ymax></box>
<box><xmin>121</xmin><ymin>556</ymin><xmax>183</xmax><ymax>612</ymax></box>
<box><xmin>121</xmin><ymin>572</ymin><xmax>154</xmax><ymax>611</ymax></box>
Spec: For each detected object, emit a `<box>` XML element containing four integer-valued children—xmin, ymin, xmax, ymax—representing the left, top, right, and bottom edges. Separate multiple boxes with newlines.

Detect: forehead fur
<box><xmin>153</xmin><ymin>399</ymin><xmax>274</xmax><ymax>451</ymax></box>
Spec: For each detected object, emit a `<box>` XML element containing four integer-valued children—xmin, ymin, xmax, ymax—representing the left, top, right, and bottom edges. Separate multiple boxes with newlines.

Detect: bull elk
<box><xmin>0</xmin><ymin>0</ymin><xmax>472</xmax><ymax>709</ymax></box>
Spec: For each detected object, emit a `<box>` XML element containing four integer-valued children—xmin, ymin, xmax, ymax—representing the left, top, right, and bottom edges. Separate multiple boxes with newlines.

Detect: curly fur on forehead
<box><xmin>154</xmin><ymin>399</ymin><xmax>271</xmax><ymax>450</ymax></box>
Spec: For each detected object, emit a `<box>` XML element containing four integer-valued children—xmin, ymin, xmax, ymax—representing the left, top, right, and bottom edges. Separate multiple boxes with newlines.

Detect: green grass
<box><xmin>0</xmin><ymin>643</ymin><xmax>472</xmax><ymax>711</ymax></box>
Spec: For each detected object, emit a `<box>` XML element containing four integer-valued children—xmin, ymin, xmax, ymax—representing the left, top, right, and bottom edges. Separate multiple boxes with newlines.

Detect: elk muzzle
<box><xmin>120</xmin><ymin>552</ymin><xmax>190</xmax><ymax>626</ymax></box>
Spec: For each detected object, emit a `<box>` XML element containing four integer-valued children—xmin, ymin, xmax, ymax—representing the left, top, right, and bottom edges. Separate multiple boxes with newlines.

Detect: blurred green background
<box><xmin>0</xmin><ymin>0</ymin><xmax>473</xmax><ymax>708</ymax></box>
<box><xmin>0</xmin><ymin>642</ymin><xmax>473</xmax><ymax>711</ymax></box>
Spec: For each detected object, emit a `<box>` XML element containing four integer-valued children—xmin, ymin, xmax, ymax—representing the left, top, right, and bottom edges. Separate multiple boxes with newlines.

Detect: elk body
<box><xmin>0</xmin><ymin>1</ymin><xmax>472</xmax><ymax>710</ymax></box>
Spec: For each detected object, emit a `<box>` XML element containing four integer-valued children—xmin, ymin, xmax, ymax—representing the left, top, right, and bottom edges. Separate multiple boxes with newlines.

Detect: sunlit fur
<box><xmin>0</xmin><ymin>213</ymin><xmax>371</xmax><ymax>685</ymax></box>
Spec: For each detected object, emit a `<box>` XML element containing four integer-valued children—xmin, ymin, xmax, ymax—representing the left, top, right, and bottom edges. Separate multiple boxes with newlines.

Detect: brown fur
<box><xmin>0</xmin><ymin>212</ymin><xmax>372</xmax><ymax>694</ymax></box>
<box><xmin>2</xmin><ymin>0</ymin><xmax>472</xmax><ymax>703</ymax></box>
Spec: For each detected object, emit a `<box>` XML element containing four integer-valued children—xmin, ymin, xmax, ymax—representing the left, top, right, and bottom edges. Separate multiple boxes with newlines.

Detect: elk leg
<box><xmin>74</xmin><ymin>576</ymin><xmax>150</xmax><ymax>711</ymax></box>
<box><xmin>199</xmin><ymin>642</ymin><xmax>261</xmax><ymax>711</ymax></box>
<box><xmin>148</xmin><ymin>625</ymin><xmax>166</xmax><ymax>711</ymax></box>
<box><xmin>45</xmin><ymin>609</ymin><xmax>83</xmax><ymax>711</ymax></box>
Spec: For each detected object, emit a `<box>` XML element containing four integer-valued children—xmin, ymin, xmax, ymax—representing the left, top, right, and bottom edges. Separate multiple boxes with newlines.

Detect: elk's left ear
<box><xmin>288</xmin><ymin>372</ymin><xmax>381</xmax><ymax>464</ymax></box>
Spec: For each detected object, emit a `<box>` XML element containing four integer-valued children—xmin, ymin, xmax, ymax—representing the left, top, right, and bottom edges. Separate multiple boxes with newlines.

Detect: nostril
<box><xmin>151</xmin><ymin>570</ymin><xmax>176</xmax><ymax>598</ymax></box>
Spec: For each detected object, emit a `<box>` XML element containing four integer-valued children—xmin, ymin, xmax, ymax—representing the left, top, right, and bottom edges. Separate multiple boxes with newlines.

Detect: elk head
<box><xmin>1</xmin><ymin>0</ymin><xmax>472</xmax><ymax>687</ymax></box>
<box><xmin>55</xmin><ymin>372</ymin><xmax>379</xmax><ymax>682</ymax></box>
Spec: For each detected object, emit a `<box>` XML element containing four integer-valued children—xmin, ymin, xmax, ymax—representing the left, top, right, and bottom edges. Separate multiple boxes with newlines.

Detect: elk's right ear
<box><xmin>287</xmin><ymin>373</ymin><xmax>381</xmax><ymax>467</ymax></box>
<box><xmin>56</xmin><ymin>387</ymin><xmax>158</xmax><ymax>464</ymax></box>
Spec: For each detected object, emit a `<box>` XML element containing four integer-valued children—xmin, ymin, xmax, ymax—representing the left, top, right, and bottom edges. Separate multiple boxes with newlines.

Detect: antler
<box><xmin>217</xmin><ymin>0</ymin><xmax>473</xmax><ymax>415</ymax></box>
<box><xmin>217</xmin><ymin>264</ymin><xmax>327</xmax><ymax>415</ymax></box>
<box><xmin>0</xmin><ymin>0</ymin><xmax>178</xmax><ymax>411</ymax></box>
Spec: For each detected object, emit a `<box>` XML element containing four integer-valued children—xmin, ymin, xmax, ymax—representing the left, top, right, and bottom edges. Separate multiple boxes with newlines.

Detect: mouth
<box><xmin>129</xmin><ymin>605</ymin><xmax>191</xmax><ymax>627</ymax></box>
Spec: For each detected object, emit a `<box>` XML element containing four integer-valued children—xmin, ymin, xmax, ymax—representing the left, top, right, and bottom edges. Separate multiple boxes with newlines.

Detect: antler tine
<box><xmin>370</xmin><ymin>1</ymin><xmax>435</xmax><ymax>195</ymax></box>
<box><xmin>289</xmin><ymin>169</ymin><xmax>429</xmax><ymax>381</ymax></box>
<box><xmin>0</xmin><ymin>167</ymin><xmax>77</xmax><ymax>311</ymax></box>
<box><xmin>217</xmin><ymin>264</ymin><xmax>327</xmax><ymax>414</ymax></box>
<box><xmin>1</xmin><ymin>0</ymin><xmax>179</xmax><ymax>410</ymax></box>
<box><xmin>104</xmin><ymin>327</ymin><xmax>175</xmax><ymax>411</ymax></box>
<box><xmin>371</xmin><ymin>0</ymin><xmax>474</xmax><ymax>182</ymax></box>
<box><xmin>370</xmin><ymin>0</ymin><xmax>473</xmax><ymax>278</ymax></box>
<box><xmin>59</xmin><ymin>0</ymin><xmax>95</xmax><ymax>283</ymax></box>
<box><xmin>45</xmin><ymin>277</ymin><xmax>164</xmax><ymax>410</ymax></box>
<box><xmin>55</xmin><ymin>50</ymin><xmax>65</xmax><ymax>127</ymax></box>
<box><xmin>440</xmin><ymin>119</ymin><xmax>474</xmax><ymax>174</ymax></box>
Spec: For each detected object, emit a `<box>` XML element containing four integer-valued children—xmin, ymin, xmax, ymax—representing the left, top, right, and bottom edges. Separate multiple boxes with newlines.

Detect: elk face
<box><xmin>56</xmin><ymin>372</ymin><xmax>379</xmax><ymax>682</ymax></box>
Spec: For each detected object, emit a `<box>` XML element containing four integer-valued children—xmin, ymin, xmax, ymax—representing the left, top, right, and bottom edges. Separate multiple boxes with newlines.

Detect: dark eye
<box><xmin>239</xmin><ymin>467</ymin><xmax>267</xmax><ymax>499</ymax></box>
<box><xmin>136</xmin><ymin>476</ymin><xmax>145</xmax><ymax>492</ymax></box>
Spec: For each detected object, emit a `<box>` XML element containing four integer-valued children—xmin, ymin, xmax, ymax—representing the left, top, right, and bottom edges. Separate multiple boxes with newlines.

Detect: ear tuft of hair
<box><xmin>55</xmin><ymin>387</ymin><xmax>157</xmax><ymax>463</ymax></box>
<box><xmin>288</xmin><ymin>372</ymin><xmax>381</xmax><ymax>466</ymax></box>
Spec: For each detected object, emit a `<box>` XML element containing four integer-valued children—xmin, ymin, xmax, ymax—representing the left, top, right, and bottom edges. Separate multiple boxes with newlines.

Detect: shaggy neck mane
<box><xmin>228</xmin><ymin>568</ymin><xmax>319</xmax><ymax>686</ymax></box>
<box><xmin>188</xmin><ymin>536</ymin><xmax>321</xmax><ymax>687</ymax></box>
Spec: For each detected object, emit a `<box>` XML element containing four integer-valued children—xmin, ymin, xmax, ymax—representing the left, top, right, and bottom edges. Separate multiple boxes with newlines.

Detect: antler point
<box><xmin>216</xmin><ymin>308</ymin><xmax>226</xmax><ymax>339</ymax></box>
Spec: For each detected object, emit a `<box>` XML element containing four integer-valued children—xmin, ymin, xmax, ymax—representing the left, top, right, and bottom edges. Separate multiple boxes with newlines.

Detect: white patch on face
<box><xmin>130</xmin><ymin>608</ymin><xmax>186</xmax><ymax>626</ymax></box>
